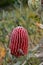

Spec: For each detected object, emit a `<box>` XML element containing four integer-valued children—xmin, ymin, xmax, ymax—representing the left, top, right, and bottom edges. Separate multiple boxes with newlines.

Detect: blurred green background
<box><xmin>0</xmin><ymin>0</ymin><xmax>43</xmax><ymax>65</ymax></box>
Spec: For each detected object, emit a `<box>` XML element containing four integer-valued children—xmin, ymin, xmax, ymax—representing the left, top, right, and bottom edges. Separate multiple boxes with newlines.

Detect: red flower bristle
<box><xmin>9</xmin><ymin>26</ymin><xmax>29</xmax><ymax>57</ymax></box>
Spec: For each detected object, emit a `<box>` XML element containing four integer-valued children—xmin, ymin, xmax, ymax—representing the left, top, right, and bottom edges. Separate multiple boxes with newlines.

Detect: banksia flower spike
<box><xmin>9</xmin><ymin>26</ymin><xmax>29</xmax><ymax>57</ymax></box>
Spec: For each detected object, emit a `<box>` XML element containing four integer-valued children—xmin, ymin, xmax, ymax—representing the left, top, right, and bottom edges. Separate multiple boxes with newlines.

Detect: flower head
<box><xmin>9</xmin><ymin>26</ymin><xmax>29</xmax><ymax>57</ymax></box>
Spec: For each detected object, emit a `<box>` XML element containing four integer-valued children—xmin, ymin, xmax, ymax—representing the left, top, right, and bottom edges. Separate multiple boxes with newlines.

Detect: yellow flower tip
<box><xmin>0</xmin><ymin>46</ymin><xmax>6</xmax><ymax>59</ymax></box>
<box><xmin>35</xmin><ymin>22</ymin><xmax>40</xmax><ymax>27</ymax></box>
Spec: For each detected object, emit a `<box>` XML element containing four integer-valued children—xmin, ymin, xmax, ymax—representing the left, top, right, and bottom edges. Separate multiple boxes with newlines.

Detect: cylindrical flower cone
<box><xmin>9</xmin><ymin>26</ymin><xmax>29</xmax><ymax>57</ymax></box>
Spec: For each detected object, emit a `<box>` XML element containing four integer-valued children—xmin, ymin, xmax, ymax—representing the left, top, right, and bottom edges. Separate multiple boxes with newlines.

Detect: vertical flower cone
<box><xmin>9</xmin><ymin>26</ymin><xmax>29</xmax><ymax>57</ymax></box>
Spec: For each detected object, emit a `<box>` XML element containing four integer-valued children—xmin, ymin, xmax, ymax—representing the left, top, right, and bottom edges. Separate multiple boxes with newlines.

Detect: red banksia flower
<box><xmin>9</xmin><ymin>26</ymin><xmax>29</xmax><ymax>57</ymax></box>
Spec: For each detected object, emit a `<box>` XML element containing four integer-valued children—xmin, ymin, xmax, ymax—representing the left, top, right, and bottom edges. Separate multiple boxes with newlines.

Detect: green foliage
<box><xmin>0</xmin><ymin>0</ymin><xmax>15</xmax><ymax>6</ymax></box>
<box><xmin>25</xmin><ymin>57</ymin><xmax>41</xmax><ymax>65</ymax></box>
<box><xmin>0</xmin><ymin>0</ymin><xmax>43</xmax><ymax>65</ymax></box>
<box><xmin>0</xmin><ymin>0</ymin><xmax>28</xmax><ymax>6</ymax></box>
<box><xmin>0</xmin><ymin>6</ymin><xmax>43</xmax><ymax>48</ymax></box>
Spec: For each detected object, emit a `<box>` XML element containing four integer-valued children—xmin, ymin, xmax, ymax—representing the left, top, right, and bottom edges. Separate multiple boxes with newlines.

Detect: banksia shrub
<box><xmin>9</xmin><ymin>26</ymin><xmax>29</xmax><ymax>57</ymax></box>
